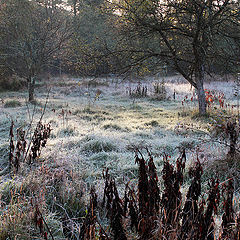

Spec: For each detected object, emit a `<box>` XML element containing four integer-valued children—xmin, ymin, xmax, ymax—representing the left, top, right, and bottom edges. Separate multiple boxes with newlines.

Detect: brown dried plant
<box><xmin>80</xmin><ymin>150</ymin><xmax>239</xmax><ymax>240</ymax></box>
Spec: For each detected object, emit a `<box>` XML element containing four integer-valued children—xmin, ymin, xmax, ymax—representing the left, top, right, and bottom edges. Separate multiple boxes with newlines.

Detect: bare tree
<box><xmin>112</xmin><ymin>0</ymin><xmax>240</xmax><ymax>115</ymax></box>
<box><xmin>0</xmin><ymin>0</ymin><xmax>72</xmax><ymax>101</ymax></box>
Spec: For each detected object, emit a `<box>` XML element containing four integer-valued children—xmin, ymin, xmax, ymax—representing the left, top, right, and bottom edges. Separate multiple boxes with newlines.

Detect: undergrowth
<box><xmin>4</xmin><ymin>100</ymin><xmax>22</xmax><ymax>108</ymax></box>
<box><xmin>80</xmin><ymin>150</ymin><xmax>240</xmax><ymax>240</ymax></box>
<box><xmin>0</xmin><ymin>78</ymin><xmax>239</xmax><ymax>239</ymax></box>
<box><xmin>0</xmin><ymin>118</ymin><xmax>239</xmax><ymax>239</ymax></box>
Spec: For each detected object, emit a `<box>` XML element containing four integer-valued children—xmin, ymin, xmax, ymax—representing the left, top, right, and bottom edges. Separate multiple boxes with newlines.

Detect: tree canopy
<box><xmin>0</xmin><ymin>0</ymin><xmax>72</xmax><ymax>101</ymax></box>
<box><xmin>111</xmin><ymin>0</ymin><xmax>240</xmax><ymax>114</ymax></box>
<box><xmin>0</xmin><ymin>0</ymin><xmax>239</xmax><ymax>113</ymax></box>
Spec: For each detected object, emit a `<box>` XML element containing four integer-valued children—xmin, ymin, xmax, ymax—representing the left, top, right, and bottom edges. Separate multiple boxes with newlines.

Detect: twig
<box><xmin>37</xmin><ymin>205</ymin><xmax>55</xmax><ymax>240</ymax></box>
<box><xmin>23</xmin><ymin>88</ymin><xmax>51</xmax><ymax>162</ymax></box>
<box><xmin>39</xmin><ymin>87</ymin><xmax>51</xmax><ymax>123</ymax></box>
<box><xmin>219</xmin><ymin>178</ymin><xmax>233</xmax><ymax>186</ymax></box>
<box><xmin>25</xmin><ymin>98</ymin><xmax>37</xmax><ymax>138</ymax></box>
<box><xmin>183</xmin><ymin>127</ymin><xmax>240</xmax><ymax>154</ymax></box>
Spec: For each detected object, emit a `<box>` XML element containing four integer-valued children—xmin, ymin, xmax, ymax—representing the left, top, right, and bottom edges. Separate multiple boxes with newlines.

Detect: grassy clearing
<box><xmin>1</xmin><ymin>76</ymin><xmax>239</xmax><ymax>179</ymax></box>
<box><xmin>0</xmin><ymin>76</ymin><xmax>239</xmax><ymax>238</ymax></box>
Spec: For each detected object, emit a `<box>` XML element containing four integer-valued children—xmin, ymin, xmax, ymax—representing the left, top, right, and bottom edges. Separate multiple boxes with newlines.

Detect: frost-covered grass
<box><xmin>0</xmin><ymin>76</ymin><xmax>239</xmax><ymax>181</ymax></box>
<box><xmin>0</xmin><ymin>76</ymin><xmax>239</xmax><ymax>238</ymax></box>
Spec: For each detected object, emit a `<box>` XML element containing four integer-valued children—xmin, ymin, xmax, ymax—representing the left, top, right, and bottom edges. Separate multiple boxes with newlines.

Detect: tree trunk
<box><xmin>28</xmin><ymin>76</ymin><xmax>35</xmax><ymax>102</ymax></box>
<box><xmin>195</xmin><ymin>69</ymin><xmax>207</xmax><ymax>115</ymax></box>
<box><xmin>73</xmin><ymin>0</ymin><xmax>77</xmax><ymax>17</ymax></box>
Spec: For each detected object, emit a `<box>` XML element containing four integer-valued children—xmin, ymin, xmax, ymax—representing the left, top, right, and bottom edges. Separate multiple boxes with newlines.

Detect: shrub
<box><xmin>8</xmin><ymin>121</ymin><xmax>52</xmax><ymax>172</ymax></box>
<box><xmin>4</xmin><ymin>99</ymin><xmax>22</xmax><ymax>108</ymax></box>
<box><xmin>128</xmin><ymin>83</ymin><xmax>148</xmax><ymax>98</ymax></box>
<box><xmin>152</xmin><ymin>80</ymin><xmax>167</xmax><ymax>100</ymax></box>
<box><xmin>0</xmin><ymin>74</ymin><xmax>26</xmax><ymax>91</ymax></box>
